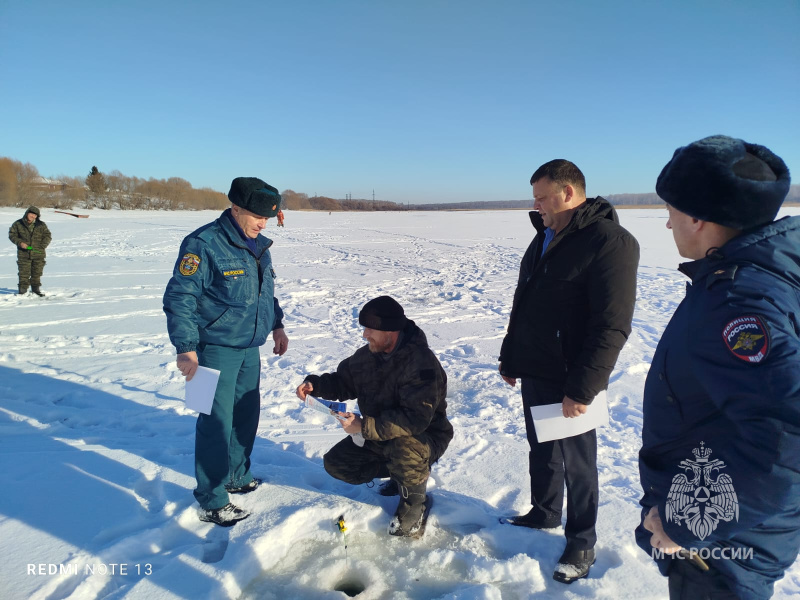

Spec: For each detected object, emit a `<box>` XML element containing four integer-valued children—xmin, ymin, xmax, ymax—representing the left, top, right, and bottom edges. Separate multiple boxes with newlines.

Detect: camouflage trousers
<box><xmin>18</xmin><ymin>257</ymin><xmax>46</xmax><ymax>289</ymax></box>
<box><xmin>324</xmin><ymin>434</ymin><xmax>441</xmax><ymax>487</ymax></box>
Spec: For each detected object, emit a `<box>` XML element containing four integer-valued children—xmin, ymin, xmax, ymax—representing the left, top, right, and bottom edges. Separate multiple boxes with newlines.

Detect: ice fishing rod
<box><xmin>24</xmin><ymin>246</ymin><xmax>43</xmax><ymax>253</ymax></box>
<box><xmin>336</xmin><ymin>514</ymin><xmax>349</xmax><ymax>568</ymax></box>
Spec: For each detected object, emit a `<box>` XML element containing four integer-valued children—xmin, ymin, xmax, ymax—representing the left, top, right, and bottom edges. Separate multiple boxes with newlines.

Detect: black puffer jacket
<box><xmin>305</xmin><ymin>320</ymin><xmax>453</xmax><ymax>458</ymax></box>
<box><xmin>499</xmin><ymin>197</ymin><xmax>639</xmax><ymax>403</ymax></box>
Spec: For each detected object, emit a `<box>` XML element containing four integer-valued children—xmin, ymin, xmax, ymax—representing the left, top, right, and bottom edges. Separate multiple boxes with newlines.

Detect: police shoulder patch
<box><xmin>722</xmin><ymin>315</ymin><xmax>770</xmax><ymax>364</ymax></box>
<box><xmin>179</xmin><ymin>253</ymin><xmax>201</xmax><ymax>276</ymax></box>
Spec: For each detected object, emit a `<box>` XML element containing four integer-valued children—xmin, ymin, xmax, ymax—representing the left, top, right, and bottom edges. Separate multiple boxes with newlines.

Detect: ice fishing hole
<box><xmin>333</xmin><ymin>576</ymin><xmax>367</xmax><ymax>596</ymax></box>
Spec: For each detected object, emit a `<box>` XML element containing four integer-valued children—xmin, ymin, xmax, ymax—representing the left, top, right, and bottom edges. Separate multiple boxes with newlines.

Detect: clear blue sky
<box><xmin>1</xmin><ymin>0</ymin><xmax>798</xmax><ymax>203</ymax></box>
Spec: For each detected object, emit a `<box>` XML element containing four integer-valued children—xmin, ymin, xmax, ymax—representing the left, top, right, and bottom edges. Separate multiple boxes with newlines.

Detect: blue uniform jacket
<box><xmin>637</xmin><ymin>216</ymin><xmax>800</xmax><ymax>600</ymax></box>
<box><xmin>163</xmin><ymin>210</ymin><xmax>283</xmax><ymax>354</ymax></box>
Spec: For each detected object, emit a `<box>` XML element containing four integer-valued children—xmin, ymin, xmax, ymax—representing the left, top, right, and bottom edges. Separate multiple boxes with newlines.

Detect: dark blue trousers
<box><xmin>521</xmin><ymin>377</ymin><xmax>598</xmax><ymax>551</ymax></box>
<box><xmin>194</xmin><ymin>344</ymin><xmax>261</xmax><ymax>510</ymax></box>
<box><xmin>668</xmin><ymin>559</ymin><xmax>741</xmax><ymax>599</ymax></box>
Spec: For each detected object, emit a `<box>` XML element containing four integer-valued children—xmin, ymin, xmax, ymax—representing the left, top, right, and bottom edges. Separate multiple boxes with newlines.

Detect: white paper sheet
<box><xmin>531</xmin><ymin>390</ymin><xmax>608</xmax><ymax>443</ymax></box>
<box><xmin>302</xmin><ymin>396</ymin><xmax>347</xmax><ymax>415</ymax></box>
<box><xmin>185</xmin><ymin>366</ymin><xmax>220</xmax><ymax>415</ymax></box>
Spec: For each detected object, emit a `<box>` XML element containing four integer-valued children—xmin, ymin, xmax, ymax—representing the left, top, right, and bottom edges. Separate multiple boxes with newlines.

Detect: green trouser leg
<box><xmin>194</xmin><ymin>344</ymin><xmax>261</xmax><ymax>510</ymax></box>
<box><xmin>30</xmin><ymin>258</ymin><xmax>45</xmax><ymax>288</ymax></box>
<box><xmin>324</xmin><ymin>434</ymin><xmax>431</xmax><ymax>487</ymax></box>
<box><xmin>17</xmin><ymin>256</ymin><xmax>32</xmax><ymax>289</ymax></box>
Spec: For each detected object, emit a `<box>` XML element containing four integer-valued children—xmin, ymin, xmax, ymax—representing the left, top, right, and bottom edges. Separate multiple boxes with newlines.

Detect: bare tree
<box><xmin>59</xmin><ymin>175</ymin><xmax>86</xmax><ymax>208</ymax></box>
<box><xmin>0</xmin><ymin>158</ymin><xmax>17</xmax><ymax>206</ymax></box>
<box><xmin>15</xmin><ymin>161</ymin><xmax>42</xmax><ymax>208</ymax></box>
<box><xmin>281</xmin><ymin>189</ymin><xmax>312</xmax><ymax>210</ymax></box>
<box><xmin>164</xmin><ymin>177</ymin><xmax>191</xmax><ymax>209</ymax></box>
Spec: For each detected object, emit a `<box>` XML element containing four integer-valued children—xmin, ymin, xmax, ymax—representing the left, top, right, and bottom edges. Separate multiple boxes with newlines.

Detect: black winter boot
<box><xmin>553</xmin><ymin>547</ymin><xmax>596</xmax><ymax>583</ymax></box>
<box><xmin>31</xmin><ymin>286</ymin><xmax>44</xmax><ymax>297</ymax></box>
<box><xmin>377</xmin><ymin>479</ymin><xmax>399</xmax><ymax>496</ymax></box>
<box><xmin>388</xmin><ymin>479</ymin><xmax>430</xmax><ymax>538</ymax></box>
<box><xmin>501</xmin><ymin>506</ymin><xmax>562</xmax><ymax>529</ymax></box>
<box><xmin>18</xmin><ymin>286</ymin><xmax>28</xmax><ymax>295</ymax></box>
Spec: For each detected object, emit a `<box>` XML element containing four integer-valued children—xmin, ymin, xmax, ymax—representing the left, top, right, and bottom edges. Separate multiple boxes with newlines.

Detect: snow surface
<box><xmin>2</xmin><ymin>206</ymin><xmax>799</xmax><ymax>600</ymax></box>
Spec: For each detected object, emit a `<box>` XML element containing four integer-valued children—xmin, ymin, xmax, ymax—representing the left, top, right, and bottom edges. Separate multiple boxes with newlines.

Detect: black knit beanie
<box><xmin>228</xmin><ymin>177</ymin><xmax>282</xmax><ymax>217</ymax></box>
<box><xmin>656</xmin><ymin>135</ymin><xmax>790</xmax><ymax>230</ymax></box>
<box><xmin>358</xmin><ymin>296</ymin><xmax>408</xmax><ymax>331</ymax></box>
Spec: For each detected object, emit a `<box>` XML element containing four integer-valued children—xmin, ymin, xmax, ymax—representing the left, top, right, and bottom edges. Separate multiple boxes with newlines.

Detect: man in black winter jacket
<box><xmin>499</xmin><ymin>159</ymin><xmax>639</xmax><ymax>583</ymax></box>
<box><xmin>296</xmin><ymin>296</ymin><xmax>452</xmax><ymax>539</ymax></box>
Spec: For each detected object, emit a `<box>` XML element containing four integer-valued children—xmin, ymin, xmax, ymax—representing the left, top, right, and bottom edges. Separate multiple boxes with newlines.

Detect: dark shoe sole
<box><xmin>199</xmin><ymin>501</ymin><xmax>251</xmax><ymax>527</ymax></box>
<box><xmin>499</xmin><ymin>516</ymin><xmax>561</xmax><ymax>529</ymax></box>
<box><xmin>199</xmin><ymin>514</ymin><xmax>249</xmax><ymax>527</ymax></box>
<box><xmin>226</xmin><ymin>478</ymin><xmax>262</xmax><ymax>494</ymax></box>
<box><xmin>377</xmin><ymin>479</ymin><xmax>399</xmax><ymax>496</ymax></box>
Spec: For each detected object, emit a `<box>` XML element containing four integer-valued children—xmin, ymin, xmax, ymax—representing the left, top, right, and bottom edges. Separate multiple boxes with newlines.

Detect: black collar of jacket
<box><xmin>397</xmin><ymin>319</ymin><xmax>421</xmax><ymax>352</ymax></box>
<box><xmin>378</xmin><ymin>319</ymin><xmax>424</xmax><ymax>359</ymax></box>
<box><xmin>678</xmin><ymin>252</ymin><xmax>733</xmax><ymax>289</ymax></box>
<box><xmin>529</xmin><ymin>196</ymin><xmax>618</xmax><ymax>236</ymax></box>
<box><xmin>675</xmin><ymin>218</ymin><xmax>796</xmax><ymax>287</ymax></box>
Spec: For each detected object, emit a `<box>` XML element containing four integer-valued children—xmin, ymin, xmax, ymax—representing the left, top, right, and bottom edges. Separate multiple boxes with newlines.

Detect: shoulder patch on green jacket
<box><xmin>179</xmin><ymin>253</ymin><xmax>201</xmax><ymax>276</ymax></box>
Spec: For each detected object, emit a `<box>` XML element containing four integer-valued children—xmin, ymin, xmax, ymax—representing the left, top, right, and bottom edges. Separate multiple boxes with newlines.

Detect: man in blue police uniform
<box><xmin>164</xmin><ymin>177</ymin><xmax>288</xmax><ymax>526</ymax></box>
<box><xmin>637</xmin><ymin>136</ymin><xmax>800</xmax><ymax>599</ymax></box>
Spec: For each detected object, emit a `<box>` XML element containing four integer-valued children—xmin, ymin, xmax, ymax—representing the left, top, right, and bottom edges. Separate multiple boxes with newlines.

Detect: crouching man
<box><xmin>296</xmin><ymin>296</ymin><xmax>453</xmax><ymax>538</ymax></box>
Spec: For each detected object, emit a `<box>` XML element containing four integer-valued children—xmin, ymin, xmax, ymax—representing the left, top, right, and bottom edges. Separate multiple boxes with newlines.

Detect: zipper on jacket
<box><xmin>556</xmin><ymin>329</ymin><xmax>568</xmax><ymax>373</ymax></box>
<box><xmin>247</xmin><ymin>250</ymin><xmax>266</xmax><ymax>347</ymax></box>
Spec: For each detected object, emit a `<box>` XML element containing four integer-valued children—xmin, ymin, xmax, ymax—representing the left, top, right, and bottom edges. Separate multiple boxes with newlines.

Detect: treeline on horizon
<box><xmin>0</xmin><ymin>158</ymin><xmax>229</xmax><ymax>211</ymax></box>
<box><xmin>1</xmin><ymin>158</ymin><xmax>798</xmax><ymax>212</ymax></box>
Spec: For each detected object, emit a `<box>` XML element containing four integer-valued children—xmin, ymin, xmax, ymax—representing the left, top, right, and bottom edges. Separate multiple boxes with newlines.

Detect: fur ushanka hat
<box><xmin>228</xmin><ymin>177</ymin><xmax>282</xmax><ymax>218</ymax></box>
<box><xmin>656</xmin><ymin>135</ymin><xmax>790</xmax><ymax>230</ymax></box>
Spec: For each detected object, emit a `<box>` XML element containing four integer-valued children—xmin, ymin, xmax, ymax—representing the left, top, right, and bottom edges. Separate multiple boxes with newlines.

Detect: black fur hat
<box><xmin>228</xmin><ymin>177</ymin><xmax>282</xmax><ymax>217</ymax></box>
<box><xmin>656</xmin><ymin>135</ymin><xmax>790</xmax><ymax>230</ymax></box>
<box><xmin>358</xmin><ymin>296</ymin><xmax>408</xmax><ymax>331</ymax></box>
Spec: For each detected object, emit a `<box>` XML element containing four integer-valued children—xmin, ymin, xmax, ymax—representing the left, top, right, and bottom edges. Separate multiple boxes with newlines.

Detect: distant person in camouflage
<box><xmin>296</xmin><ymin>296</ymin><xmax>453</xmax><ymax>538</ymax></box>
<box><xmin>8</xmin><ymin>206</ymin><xmax>51</xmax><ymax>296</ymax></box>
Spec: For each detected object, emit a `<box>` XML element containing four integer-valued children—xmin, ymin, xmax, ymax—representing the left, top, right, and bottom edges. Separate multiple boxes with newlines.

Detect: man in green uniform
<box><xmin>8</xmin><ymin>206</ymin><xmax>52</xmax><ymax>296</ymax></box>
<box><xmin>164</xmin><ymin>177</ymin><xmax>288</xmax><ymax>526</ymax></box>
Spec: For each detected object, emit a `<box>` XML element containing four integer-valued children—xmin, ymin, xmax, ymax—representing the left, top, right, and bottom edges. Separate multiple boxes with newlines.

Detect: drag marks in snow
<box><xmin>5</xmin><ymin>209</ymin><xmax>798</xmax><ymax>599</ymax></box>
<box><xmin>2</xmin><ymin>309</ymin><xmax>164</xmax><ymax>331</ymax></box>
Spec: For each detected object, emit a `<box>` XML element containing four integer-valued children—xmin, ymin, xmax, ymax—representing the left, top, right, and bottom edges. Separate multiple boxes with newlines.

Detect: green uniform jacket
<box><xmin>305</xmin><ymin>320</ymin><xmax>453</xmax><ymax>459</ymax></box>
<box><xmin>9</xmin><ymin>214</ymin><xmax>52</xmax><ymax>259</ymax></box>
<box><xmin>163</xmin><ymin>209</ymin><xmax>282</xmax><ymax>354</ymax></box>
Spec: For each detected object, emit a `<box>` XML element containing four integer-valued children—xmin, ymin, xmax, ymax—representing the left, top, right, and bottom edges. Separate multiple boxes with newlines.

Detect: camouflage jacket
<box><xmin>305</xmin><ymin>320</ymin><xmax>453</xmax><ymax>454</ymax></box>
<box><xmin>9</xmin><ymin>214</ymin><xmax>52</xmax><ymax>259</ymax></box>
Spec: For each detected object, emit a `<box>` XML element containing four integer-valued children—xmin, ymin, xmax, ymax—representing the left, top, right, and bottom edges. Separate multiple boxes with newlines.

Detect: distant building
<box><xmin>32</xmin><ymin>176</ymin><xmax>67</xmax><ymax>191</ymax></box>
